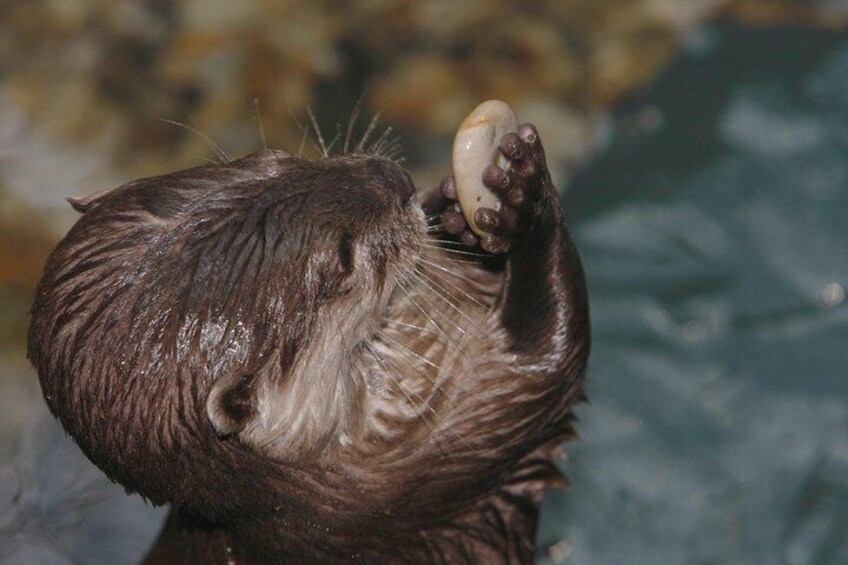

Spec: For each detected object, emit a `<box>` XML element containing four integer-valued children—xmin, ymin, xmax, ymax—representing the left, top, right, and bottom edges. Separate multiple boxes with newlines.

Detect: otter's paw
<box><xmin>441</xmin><ymin>123</ymin><xmax>553</xmax><ymax>254</ymax></box>
<box><xmin>438</xmin><ymin>176</ymin><xmax>481</xmax><ymax>248</ymax></box>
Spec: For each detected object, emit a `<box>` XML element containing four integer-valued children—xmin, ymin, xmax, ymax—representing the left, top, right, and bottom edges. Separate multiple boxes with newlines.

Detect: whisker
<box><xmin>377</xmin><ymin>330</ymin><xmax>442</xmax><ymax>371</ymax></box>
<box><xmin>371</xmin><ymin>126</ymin><xmax>396</xmax><ymax>156</ymax></box>
<box><xmin>283</xmin><ymin>98</ymin><xmax>322</xmax><ymax>157</ymax></box>
<box><xmin>408</xmin><ymin>270</ymin><xmax>484</xmax><ymax>333</ymax></box>
<box><xmin>425</xmin><ymin>216</ymin><xmax>453</xmax><ymax>228</ymax></box>
<box><xmin>283</xmin><ymin>96</ymin><xmax>321</xmax><ymax>157</ymax></box>
<box><xmin>395</xmin><ymin>273</ymin><xmax>483</xmax><ymax>375</ymax></box>
<box><xmin>253</xmin><ymin>97</ymin><xmax>267</xmax><ymax>150</ymax></box>
<box><xmin>368</xmin><ymin>343</ymin><xmax>473</xmax><ymax>452</ymax></box>
<box><xmin>415</xmin><ymin>265</ymin><xmax>488</xmax><ymax>311</ymax></box>
<box><xmin>416</xmin><ymin>256</ymin><xmax>484</xmax><ymax>286</ymax></box>
<box><xmin>397</xmin><ymin>279</ymin><xmax>451</xmax><ymax>341</ymax></box>
<box><xmin>388</xmin><ymin>359</ymin><xmax>476</xmax><ymax>452</ymax></box>
<box><xmin>356</xmin><ymin>111</ymin><xmax>382</xmax><ymax>153</ymax></box>
<box><xmin>373</xmin><ymin>333</ymin><xmax>459</xmax><ymax>411</ymax></box>
<box><xmin>382</xmin><ymin>318</ymin><xmax>442</xmax><ymax>336</ymax></box>
<box><xmin>326</xmin><ymin>130</ymin><xmax>342</xmax><ymax>156</ymax></box>
<box><xmin>370</xmin><ymin>128</ymin><xmax>388</xmax><ymax>153</ymax></box>
<box><xmin>381</xmin><ymin>137</ymin><xmax>404</xmax><ymax>162</ymax></box>
<box><xmin>366</xmin><ymin>343</ymin><xmax>444</xmax><ymax>427</ymax></box>
<box><xmin>369</xmin><ymin>341</ymin><xmax>434</xmax><ymax>392</ymax></box>
<box><xmin>419</xmin><ymin>243</ymin><xmax>490</xmax><ymax>259</ymax></box>
<box><xmin>187</xmin><ymin>113</ymin><xmax>234</xmax><ymax>161</ymax></box>
<box><xmin>399</xmin><ymin>276</ymin><xmax>472</xmax><ymax>339</ymax></box>
<box><xmin>419</xmin><ymin>242</ymin><xmax>487</xmax><ymax>257</ymax></box>
<box><xmin>307</xmin><ymin>107</ymin><xmax>329</xmax><ymax>158</ymax></box>
<box><xmin>298</xmin><ymin>122</ymin><xmax>313</xmax><ymax>157</ymax></box>
<box><xmin>422</xmin><ymin>254</ymin><xmax>481</xmax><ymax>266</ymax></box>
<box><xmin>160</xmin><ymin>118</ymin><xmax>232</xmax><ymax>163</ymax></box>
<box><xmin>344</xmin><ymin>96</ymin><xmax>365</xmax><ymax>155</ymax></box>
<box><xmin>425</xmin><ymin>238</ymin><xmax>479</xmax><ymax>249</ymax></box>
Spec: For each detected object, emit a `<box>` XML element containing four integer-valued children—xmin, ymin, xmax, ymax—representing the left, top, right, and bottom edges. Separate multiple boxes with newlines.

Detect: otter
<box><xmin>27</xmin><ymin>118</ymin><xmax>589</xmax><ymax>563</ymax></box>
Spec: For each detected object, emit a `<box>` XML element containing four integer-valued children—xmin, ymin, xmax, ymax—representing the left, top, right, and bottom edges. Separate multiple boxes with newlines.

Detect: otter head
<box><xmin>28</xmin><ymin>149</ymin><xmax>424</xmax><ymax>511</ymax></box>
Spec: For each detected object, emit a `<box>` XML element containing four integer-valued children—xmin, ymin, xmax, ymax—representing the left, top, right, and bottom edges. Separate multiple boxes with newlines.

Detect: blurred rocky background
<box><xmin>1</xmin><ymin>1</ymin><xmax>846</xmax><ymax>563</ymax></box>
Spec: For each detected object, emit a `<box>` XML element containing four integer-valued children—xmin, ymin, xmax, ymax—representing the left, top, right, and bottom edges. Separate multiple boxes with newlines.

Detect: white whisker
<box><xmin>160</xmin><ymin>118</ymin><xmax>232</xmax><ymax>163</ymax></box>
<box><xmin>397</xmin><ymin>279</ymin><xmax>451</xmax><ymax>341</ymax></box>
<box><xmin>326</xmin><ymin>130</ymin><xmax>342</xmax><ymax>156</ymax></box>
<box><xmin>382</xmin><ymin>318</ymin><xmax>442</xmax><ymax>336</ymax></box>
<box><xmin>425</xmin><ymin>238</ymin><xmax>478</xmax><ymax>249</ymax></box>
<box><xmin>284</xmin><ymin>98</ymin><xmax>322</xmax><ymax>157</ymax></box>
<box><xmin>253</xmin><ymin>97</ymin><xmax>267</xmax><ymax>151</ymax></box>
<box><xmin>307</xmin><ymin>107</ymin><xmax>329</xmax><ymax>158</ymax></box>
<box><xmin>407</xmin><ymin>270</ymin><xmax>484</xmax><ymax>333</ymax></box>
<box><xmin>356</xmin><ymin>111</ymin><xmax>382</xmax><ymax>153</ymax></box>
<box><xmin>377</xmin><ymin>330</ymin><xmax>441</xmax><ymax>371</ymax></box>
<box><xmin>399</xmin><ymin>276</ymin><xmax>472</xmax><ymax>339</ymax></box>
<box><xmin>415</xmin><ymin>265</ymin><xmax>488</xmax><ymax>311</ymax></box>
<box><xmin>416</xmin><ymin>256</ymin><xmax>483</xmax><ymax>286</ymax></box>
<box><xmin>298</xmin><ymin>122</ymin><xmax>312</xmax><ymax>157</ymax></box>
<box><xmin>420</xmin><ymin>242</ymin><xmax>490</xmax><ymax>259</ymax></box>
<box><xmin>368</xmin><ymin>342</ymin><xmax>473</xmax><ymax>452</ymax></box>
<box><xmin>344</xmin><ymin>97</ymin><xmax>364</xmax><ymax>155</ymax></box>
<box><xmin>366</xmin><ymin>343</ymin><xmax>444</xmax><ymax>429</ymax></box>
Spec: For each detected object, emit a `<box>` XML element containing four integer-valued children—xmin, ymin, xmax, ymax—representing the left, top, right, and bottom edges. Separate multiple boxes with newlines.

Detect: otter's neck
<box><xmin>143</xmin><ymin>511</ymin><xmax>236</xmax><ymax>564</ymax></box>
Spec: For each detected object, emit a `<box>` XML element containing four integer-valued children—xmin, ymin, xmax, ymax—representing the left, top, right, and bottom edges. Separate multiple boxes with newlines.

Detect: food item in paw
<box><xmin>451</xmin><ymin>100</ymin><xmax>518</xmax><ymax>236</ymax></box>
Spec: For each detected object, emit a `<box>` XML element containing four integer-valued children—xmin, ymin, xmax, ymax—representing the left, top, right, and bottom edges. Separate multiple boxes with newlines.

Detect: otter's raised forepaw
<box><xmin>441</xmin><ymin>123</ymin><xmax>552</xmax><ymax>254</ymax></box>
<box><xmin>439</xmin><ymin>176</ymin><xmax>481</xmax><ymax>249</ymax></box>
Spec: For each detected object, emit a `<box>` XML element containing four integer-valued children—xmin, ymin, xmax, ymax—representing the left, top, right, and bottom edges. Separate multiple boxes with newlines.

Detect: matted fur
<box><xmin>28</xmin><ymin>138</ymin><xmax>589</xmax><ymax>563</ymax></box>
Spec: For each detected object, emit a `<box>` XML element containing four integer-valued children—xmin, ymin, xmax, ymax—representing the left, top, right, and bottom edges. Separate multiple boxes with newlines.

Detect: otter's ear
<box><xmin>66</xmin><ymin>187</ymin><xmax>116</xmax><ymax>213</ymax></box>
<box><xmin>206</xmin><ymin>374</ymin><xmax>258</xmax><ymax>438</ymax></box>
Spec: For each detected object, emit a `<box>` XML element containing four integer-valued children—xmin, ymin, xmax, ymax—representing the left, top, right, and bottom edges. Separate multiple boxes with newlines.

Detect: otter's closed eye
<box><xmin>337</xmin><ymin>232</ymin><xmax>355</xmax><ymax>276</ymax></box>
<box><xmin>316</xmin><ymin>233</ymin><xmax>356</xmax><ymax>302</ymax></box>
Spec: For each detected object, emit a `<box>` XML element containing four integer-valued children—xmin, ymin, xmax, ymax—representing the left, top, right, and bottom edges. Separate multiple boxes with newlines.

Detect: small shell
<box><xmin>451</xmin><ymin>100</ymin><xmax>519</xmax><ymax>235</ymax></box>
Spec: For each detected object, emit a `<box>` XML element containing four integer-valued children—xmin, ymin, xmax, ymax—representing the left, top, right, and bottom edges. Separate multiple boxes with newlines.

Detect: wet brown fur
<box><xmin>28</xmin><ymin>143</ymin><xmax>589</xmax><ymax>563</ymax></box>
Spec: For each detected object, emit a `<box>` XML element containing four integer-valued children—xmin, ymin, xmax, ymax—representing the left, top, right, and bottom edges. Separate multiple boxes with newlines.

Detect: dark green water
<box><xmin>538</xmin><ymin>23</ymin><xmax>848</xmax><ymax>565</ymax></box>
